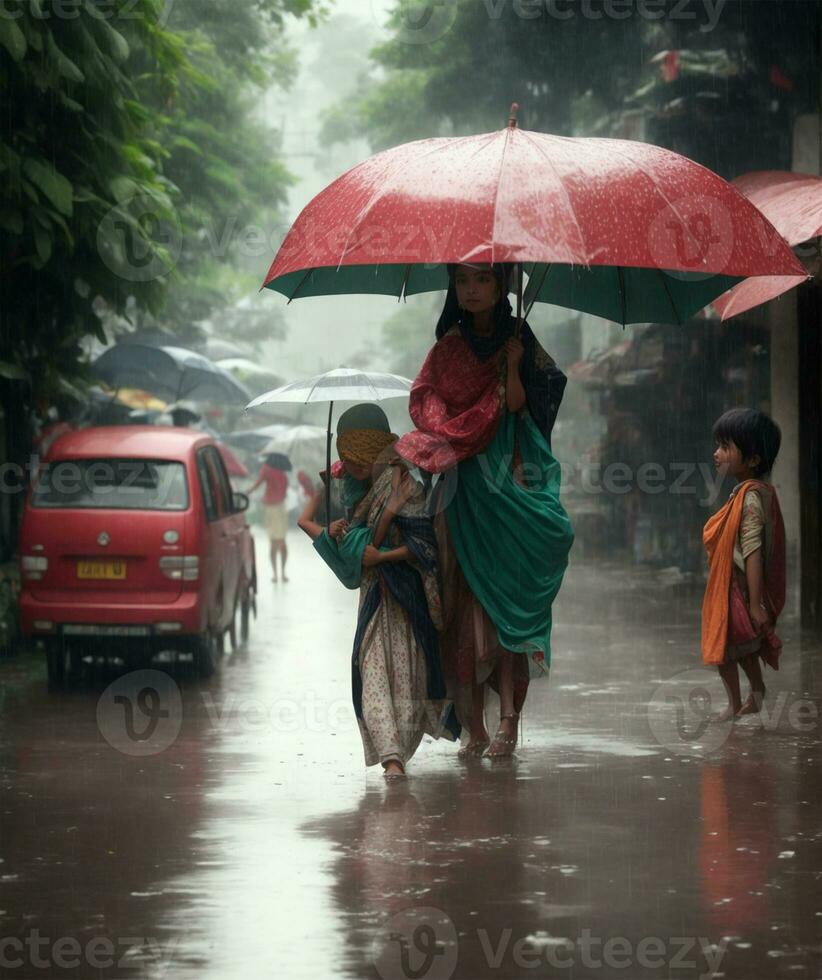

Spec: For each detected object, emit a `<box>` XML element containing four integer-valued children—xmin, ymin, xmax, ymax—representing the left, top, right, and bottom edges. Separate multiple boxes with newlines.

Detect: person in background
<box><xmin>248</xmin><ymin>452</ymin><xmax>292</xmax><ymax>583</ymax></box>
<box><xmin>702</xmin><ymin>408</ymin><xmax>786</xmax><ymax>721</ymax></box>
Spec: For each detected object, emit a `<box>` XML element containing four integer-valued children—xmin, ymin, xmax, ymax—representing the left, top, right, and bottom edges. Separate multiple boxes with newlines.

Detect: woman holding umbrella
<box><xmin>298</xmin><ymin>404</ymin><xmax>459</xmax><ymax>778</ymax></box>
<box><xmin>397</xmin><ymin>263</ymin><xmax>573</xmax><ymax>758</ymax></box>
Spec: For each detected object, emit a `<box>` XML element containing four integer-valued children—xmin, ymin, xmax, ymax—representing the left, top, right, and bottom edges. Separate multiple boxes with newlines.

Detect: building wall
<box><xmin>769</xmin><ymin>291</ymin><xmax>801</xmax><ymax>614</ymax></box>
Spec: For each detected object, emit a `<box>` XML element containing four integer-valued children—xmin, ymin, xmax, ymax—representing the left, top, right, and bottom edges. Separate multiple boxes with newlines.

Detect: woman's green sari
<box><xmin>444</xmin><ymin>410</ymin><xmax>574</xmax><ymax>672</ymax></box>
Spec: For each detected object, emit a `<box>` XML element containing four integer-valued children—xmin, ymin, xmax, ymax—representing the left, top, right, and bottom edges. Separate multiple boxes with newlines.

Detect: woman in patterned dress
<box><xmin>298</xmin><ymin>404</ymin><xmax>459</xmax><ymax>779</ymax></box>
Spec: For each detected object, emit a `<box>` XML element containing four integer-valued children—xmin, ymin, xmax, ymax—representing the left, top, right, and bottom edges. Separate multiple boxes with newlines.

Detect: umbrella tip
<box><xmin>508</xmin><ymin>103</ymin><xmax>519</xmax><ymax>128</ymax></box>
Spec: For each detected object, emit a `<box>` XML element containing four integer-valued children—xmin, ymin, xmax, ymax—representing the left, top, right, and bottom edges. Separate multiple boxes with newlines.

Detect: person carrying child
<box><xmin>702</xmin><ymin>408</ymin><xmax>786</xmax><ymax>721</ymax></box>
<box><xmin>297</xmin><ymin>404</ymin><xmax>459</xmax><ymax>779</ymax></box>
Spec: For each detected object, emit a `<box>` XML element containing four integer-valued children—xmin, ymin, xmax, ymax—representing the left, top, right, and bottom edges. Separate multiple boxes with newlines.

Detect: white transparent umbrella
<box><xmin>260</xmin><ymin>424</ymin><xmax>329</xmax><ymax>470</ymax></box>
<box><xmin>246</xmin><ymin>368</ymin><xmax>413</xmax><ymax>522</ymax></box>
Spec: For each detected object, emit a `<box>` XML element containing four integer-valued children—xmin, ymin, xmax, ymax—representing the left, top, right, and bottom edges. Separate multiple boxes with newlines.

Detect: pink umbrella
<box><xmin>711</xmin><ymin>171</ymin><xmax>821</xmax><ymax>320</ymax></box>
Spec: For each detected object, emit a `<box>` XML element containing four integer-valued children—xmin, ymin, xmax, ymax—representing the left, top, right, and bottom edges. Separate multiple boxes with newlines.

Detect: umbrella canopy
<box><xmin>262</xmin><ymin>110</ymin><xmax>805</xmax><ymax>325</ymax></box>
<box><xmin>200</xmin><ymin>337</ymin><xmax>250</xmax><ymax>361</ymax></box>
<box><xmin>259</xmin><ymin>424</ymin><xmax>328</xmax><ymax>471</ymax></box>
<box><xmin>103</xmin><ymin>386</ymin><xmax>168</xmax><ymax>412</ymax></box>
<box><xmin>93</xmin><ymin>344</ymin><xmax>251</xmax><ymax>406</ymax></box>
<box><xmin>246</xmin><ymin>369</ymin><xmax>412</xmax><ymax>526</ymax></box>
<box><xmin>216</xmin><ymin>357</ymin><xmax>283</xmax><ymax>391</ymax></box>
<box><xmin>260</xmin><ymin>423</ymin><xmax>328</xmax><ymax>453</ymax></box>
<box><xmin>246</xmin><ymin>368</ymin><xmax>412</xmax><ymax>409</ymax></box>
<box><xmin>711</xmin><ymin>171</ymin><xmax>821</xmax><ymax>321</ymax></box>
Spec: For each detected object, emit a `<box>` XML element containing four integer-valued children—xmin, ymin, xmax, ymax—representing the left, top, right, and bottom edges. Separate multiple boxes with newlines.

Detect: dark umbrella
<box><xmin>93</xmin><ymin>344</ymin><xmax>251</xmax><ymax>406</ymax></box>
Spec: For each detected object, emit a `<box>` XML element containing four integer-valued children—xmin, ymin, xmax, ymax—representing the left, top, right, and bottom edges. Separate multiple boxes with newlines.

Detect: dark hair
<box><xmin>712</xmin><ymin>408</ymin><xmax>781</xmax><ymax>477</ymax></box>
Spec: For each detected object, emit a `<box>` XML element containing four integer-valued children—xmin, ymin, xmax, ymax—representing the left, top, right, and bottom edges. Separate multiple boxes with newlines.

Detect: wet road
<box><xmin>0</xmin><ymin>529</ymin><xmax>820</xmax><ymax>980</ymax></box>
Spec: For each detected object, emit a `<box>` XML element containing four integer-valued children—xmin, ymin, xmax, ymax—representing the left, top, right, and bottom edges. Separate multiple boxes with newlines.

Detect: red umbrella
<box><xmin>217</xmin><ymin>442</ymin><xmax>249</xmax><ymax>479</ymax></box>
<box><xmin>711</xmin><ymin>171</ymin><xmax>821</xmax><ymax>320</ymax></box>
<box><xmin>263</xmin><ymin>108</ymin><xmax>805</xmax><ymax>325</ymax></box>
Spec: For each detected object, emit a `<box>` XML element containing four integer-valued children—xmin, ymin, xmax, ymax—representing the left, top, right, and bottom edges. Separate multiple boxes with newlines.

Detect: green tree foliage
<box><xmin>322</xmin><ymin>0</ymin><xmax>819</xmax><ymax>154</ymax></box>
<box><xmin>1</xmin><ymin>0</ymin><xmax>184</xmax><ymax>396</ymax></box>
<box><xmin>128</xmin><ymin>0</ymin><xmax>325</xmax><ymax>344</ymax></box>
<box><xmin>0</xmin><ymin>0</ymin><xmax>321</xmax><ymax>401</ymax></box>
<box><xmin>321</xmin><ymin>0</ymin><xmax>651</xmax><ymax>150</ymax></box>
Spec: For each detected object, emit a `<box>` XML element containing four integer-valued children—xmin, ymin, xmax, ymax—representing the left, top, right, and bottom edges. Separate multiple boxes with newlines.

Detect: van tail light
<box><xmin>159</xmin><ymin>556</ymin><xmax>199</xmax><ymax>581</ymax></box>
<box><xmin>22</xmin><ymin>556</ymin><xmax>48</xmax><ymax>581</ymax></box>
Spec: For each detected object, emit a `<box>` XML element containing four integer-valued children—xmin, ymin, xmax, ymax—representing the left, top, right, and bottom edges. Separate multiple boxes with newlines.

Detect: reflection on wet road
<box><xmin>0</xmin><ymin>530</ymin><xmax>819</xmax><ymax>979</ymax></box>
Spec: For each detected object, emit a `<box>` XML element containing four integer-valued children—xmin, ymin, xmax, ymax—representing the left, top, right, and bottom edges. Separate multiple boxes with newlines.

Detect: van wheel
<box><xmin>45</xmin><ymin>641</ymin><xmax>66</xmax><ymax>690</ymax></box>
<box><xmin>193</xmin><ymin>632</ymin><xmax>218</xmax><ymax>679</ymax></box>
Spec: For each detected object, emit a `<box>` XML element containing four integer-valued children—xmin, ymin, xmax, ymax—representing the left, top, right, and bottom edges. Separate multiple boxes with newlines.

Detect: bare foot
<box><xmin>712</xmin><ymin>705</ymin><xmax>740</xmax><ymax>723</ymax></box>
<box><xmin>282</xmin><ymin>574</ymin><xmax>289</xmax><ymax>582</ymax></box>
<box><xmin>739</xmin><ymin>689</ymin><xmax>766</xmax><ymax>715</ymax></box>
<box><xmin>458</xmin><ymin>733</ymin><xmax>490</xmax><ymax>760</ymax></box>
<box><xmin>382</xmin><ymin>760</ymin><xmax>405</xmax><ymax>779</ymax></box>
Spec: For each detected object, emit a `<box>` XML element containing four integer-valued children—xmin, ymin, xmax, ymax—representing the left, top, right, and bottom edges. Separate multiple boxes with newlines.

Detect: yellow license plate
<box><xmin>77</xmin><ymin>560</ymin><xmax>127</xmax><ymax>580</ymax></box>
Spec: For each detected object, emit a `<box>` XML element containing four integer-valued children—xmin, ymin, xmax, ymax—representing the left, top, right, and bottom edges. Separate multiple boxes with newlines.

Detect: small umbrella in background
<box><xmin>216</xmin><ymin>357</ymin><xmax>283</xmax><ymax>394</ymax></box>
<box><xmin>200</xmin><ymin>337</ymin><xmax>250</xmax><ymax>362</ymax></box>
<box><xmin>246</xmin><ymin>368</ymin><xmax>412</xmax><ymax>523</ymax></box>
<box><xmin>224</xmin><ymin>423</ymin><xmax>327</xmax><ymax>457</ymax></box>
<box><xmin>260</xmin><ymin>423</ymin><xmax>329</xmax><ymax>471</ymax></box>
<box><xmin>93</xmin><ymin>344</ymin><xmax>251</xmax><ymax>406</ymax></box>
<box><xmin>711</xmin><ymin>171</ymin><xmax>821</xmax><ymax>320</ymax></box>
<box><xmin>102</xmin><ymin>386</ymin><xmax>168</xmax><ymax>412</ymax></box>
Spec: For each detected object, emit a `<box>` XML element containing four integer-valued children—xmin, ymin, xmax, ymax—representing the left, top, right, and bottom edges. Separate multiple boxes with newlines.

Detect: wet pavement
<box><xmin>0</xmin><ymin>528</ymin><xmax>820</xmax><ymax>980</ymax></box>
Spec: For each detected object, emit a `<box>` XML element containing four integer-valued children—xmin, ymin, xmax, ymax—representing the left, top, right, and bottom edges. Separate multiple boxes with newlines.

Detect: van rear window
<box><xmin>32</xmin><ymin>459</ymin><xmax>189</xmax><ymax>511</ymax></box>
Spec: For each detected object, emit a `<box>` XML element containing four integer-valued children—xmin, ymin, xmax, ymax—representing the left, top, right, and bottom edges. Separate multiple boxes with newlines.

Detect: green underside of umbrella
<box><xmin>265</xmin><ymin>263</ymin><xmax>744</xmax><ymax>326</ymax></box>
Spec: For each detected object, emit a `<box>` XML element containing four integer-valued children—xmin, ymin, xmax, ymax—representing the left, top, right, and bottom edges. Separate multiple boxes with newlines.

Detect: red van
<box><xmin>19</xmin><ymin>426</ymin><xmax>257</xmax><ymax>687</ymax></box>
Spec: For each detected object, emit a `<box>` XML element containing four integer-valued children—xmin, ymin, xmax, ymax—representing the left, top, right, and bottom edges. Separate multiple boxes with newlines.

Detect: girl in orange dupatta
<box><xmin>703</xmin><ymin>409</ymin><xmax>786</xmax><ymax>721</ymax></box>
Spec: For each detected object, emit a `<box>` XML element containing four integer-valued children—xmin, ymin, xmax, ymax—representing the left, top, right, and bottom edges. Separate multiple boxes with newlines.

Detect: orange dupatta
<box><xmin>701</xmin><ymin>480</ymin><xmax>786</xmax><ymax>667</ymax></box>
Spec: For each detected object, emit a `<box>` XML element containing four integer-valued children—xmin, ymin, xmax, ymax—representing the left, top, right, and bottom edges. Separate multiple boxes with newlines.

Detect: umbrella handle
<box><xmin>515</xmin><ymin>262</ymin><xmax>523</xmax><ymax>338</ymax></box>
<box><xmin>325</xmin><ymin>400</ymin><xmax>333</xmax><ymax>528</ymax></box>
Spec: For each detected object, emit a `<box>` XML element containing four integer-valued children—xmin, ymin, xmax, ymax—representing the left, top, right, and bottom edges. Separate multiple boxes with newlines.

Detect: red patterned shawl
<box><xmin>396</xmin><ymin>329</ymin><xmax>504</xmax><ymax>473</ymax></box>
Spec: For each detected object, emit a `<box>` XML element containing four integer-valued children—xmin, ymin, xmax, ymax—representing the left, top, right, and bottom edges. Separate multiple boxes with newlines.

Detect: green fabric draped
<box><xmin>313</xmin><ymin>525</ymin><xmax>372</xmax><ymax>589</ymax></box>
<box><xmin>445</xmin><ymin>410</ymin><xmax>574</xmax><ymax>668</ymax></box>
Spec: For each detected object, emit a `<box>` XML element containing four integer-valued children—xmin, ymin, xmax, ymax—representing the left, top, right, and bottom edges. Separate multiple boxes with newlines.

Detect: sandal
<box><xmin>485</xmin><ymin>713</ymin><xmax>519</xmax><ymax>758</ymax></box>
